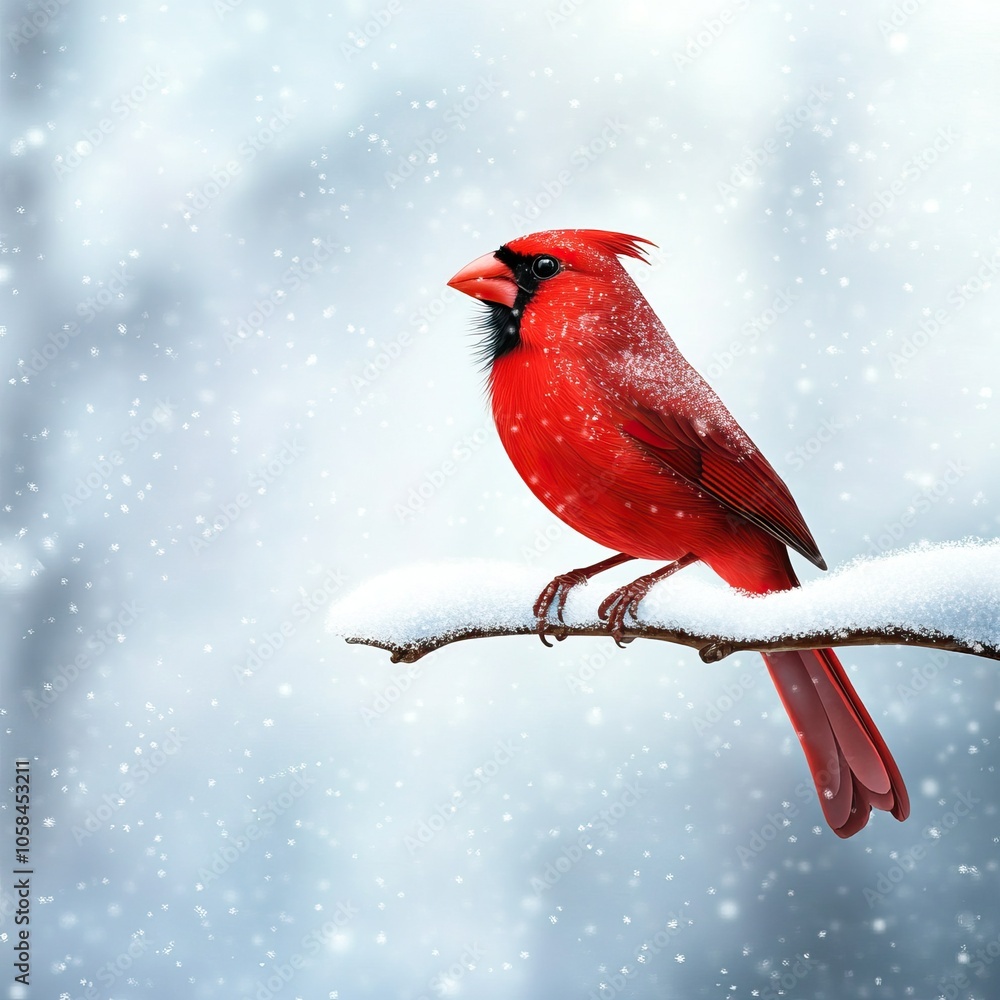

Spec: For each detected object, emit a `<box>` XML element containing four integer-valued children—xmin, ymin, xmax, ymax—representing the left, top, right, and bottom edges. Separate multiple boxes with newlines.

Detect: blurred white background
<box><xmin>2</xmin><ymin>1</ymin><xmax>999</xmax><ymax>997</ymax></box>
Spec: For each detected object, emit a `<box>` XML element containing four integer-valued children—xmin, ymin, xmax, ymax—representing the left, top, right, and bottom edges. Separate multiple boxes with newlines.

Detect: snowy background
<box><xmin>2</xmin><ymin>1</ymin><xmax>1000</xmax><ymax>998</ymax></box>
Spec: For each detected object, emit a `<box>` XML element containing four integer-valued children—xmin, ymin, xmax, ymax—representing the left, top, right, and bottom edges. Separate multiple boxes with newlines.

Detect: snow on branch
<box><xmin>328</xmin><ymin>540</ymin><xmax>1000</xmax><ymax>665</ymax></box>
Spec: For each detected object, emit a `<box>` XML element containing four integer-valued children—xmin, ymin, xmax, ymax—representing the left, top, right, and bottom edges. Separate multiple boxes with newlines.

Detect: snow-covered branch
<box><xmin>327</xmin><ymin>540</ymin><xmax>1000</xmax><ymax>665</ymax></box>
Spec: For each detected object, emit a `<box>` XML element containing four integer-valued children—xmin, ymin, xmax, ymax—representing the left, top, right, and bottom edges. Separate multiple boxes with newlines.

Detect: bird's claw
<box><xmin>532</xmin><ymin>569</ymin><xmax>591</xmax><ymax>643</ymax></box>
<box><xmin>597</xmin><ymin>594</ymin><xmax>631</xmax><ymax>646</ymax></box>
<box><xmin>598</xmin><ymin>578</ymin><xmax>655</xmax><ymax>645</ymax></box>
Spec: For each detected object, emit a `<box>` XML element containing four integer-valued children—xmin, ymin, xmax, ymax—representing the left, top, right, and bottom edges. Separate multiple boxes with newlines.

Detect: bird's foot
<box><xmin>597</xmin><ymin>574</ymin><xmax>659</xmax><ymax>647</ymax></box>
<box><xmin>597</xmin><ymin>553</ymin><xmax>698</xmax><ymax>646</ymax></box>
<box><xmin>531</xmin><ymin>553</ymin><xmax>638</xmax><ymax>647</ymax></box>
<box><xmin>532</xmin><ymin>568</ymin><xmax>594</xmax><ymax>647</ymax></box>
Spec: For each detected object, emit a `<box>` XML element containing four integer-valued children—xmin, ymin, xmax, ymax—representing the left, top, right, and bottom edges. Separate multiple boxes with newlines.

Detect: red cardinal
<box><xmin>447</xmin><ymin>228</ymin><xmax>909</xmax><ymax>837</ymax></box>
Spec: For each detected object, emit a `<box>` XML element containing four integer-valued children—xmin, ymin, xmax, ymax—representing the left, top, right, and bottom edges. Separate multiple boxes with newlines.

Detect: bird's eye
<box><xmin>531</xmin><ymin>255</ymin><xmax>560</xmax><ymax>280</ymax></box>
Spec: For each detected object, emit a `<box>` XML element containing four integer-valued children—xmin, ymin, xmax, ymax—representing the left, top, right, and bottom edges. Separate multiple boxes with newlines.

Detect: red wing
<box><xmin>622</xmin><ymin>404</ymin><xmax>827</xmax><ymax>570</ymax></box>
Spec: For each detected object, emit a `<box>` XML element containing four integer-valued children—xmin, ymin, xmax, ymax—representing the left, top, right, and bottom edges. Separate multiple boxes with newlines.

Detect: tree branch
<box><xmin>328</xmin><ymin>541</ymin><xmax>1000</xmax><ymax>665</ymax></box>
<box><xmin>343</xmin><ymin>619</ymin><xmax>998</xmax><ymax>665</ymax></box>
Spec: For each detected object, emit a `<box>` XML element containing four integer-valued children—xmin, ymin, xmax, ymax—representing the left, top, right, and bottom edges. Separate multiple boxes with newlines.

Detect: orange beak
<box><xmin>447</xmin><ymin>251</ymin><xmax>518</xmax><ymax>308</ymax></box>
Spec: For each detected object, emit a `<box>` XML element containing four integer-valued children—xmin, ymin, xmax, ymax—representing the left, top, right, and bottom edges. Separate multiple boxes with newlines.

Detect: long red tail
<box><xmin>764</xmin><ymin>648</ymin><xmax>909</xmax><ymax>837</ymax></box>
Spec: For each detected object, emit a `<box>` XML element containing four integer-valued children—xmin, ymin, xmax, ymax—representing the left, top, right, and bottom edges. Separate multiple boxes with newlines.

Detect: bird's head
<box><xmin>447</xmin><ymin>229</ymin><xmax>655</xmax><ymax>366</ymax></box>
